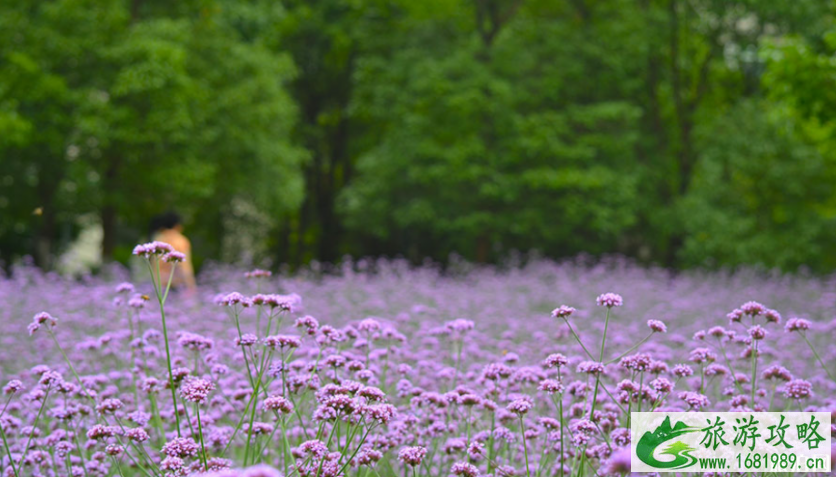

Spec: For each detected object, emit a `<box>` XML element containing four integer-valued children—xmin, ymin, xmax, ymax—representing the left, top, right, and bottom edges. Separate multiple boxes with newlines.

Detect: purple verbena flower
<box><xmin>647</xmin><ymin>319</ymin><xmax>667</xmax><ymax>333</ymax></box>
<box><xmin>785</xmin><ymin>318</ymin><xmax>811</xmax><ymax>332</ymax></box>
<box><xmin>398</xmin><ymin>446</ymin><xmax>427</xmax><ymax>466</ymax></box>
<box><xmin>596</xmin><ymin>293</ymin><xmax>623</xmax><ymax>308</ymax></box>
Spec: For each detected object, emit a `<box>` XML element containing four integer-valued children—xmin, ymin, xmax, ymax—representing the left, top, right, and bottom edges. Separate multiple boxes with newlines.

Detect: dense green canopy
<box><xmin>1</xmin><ymin>0</ymin><xmax>835</xmax><ymax>272</ymax></box>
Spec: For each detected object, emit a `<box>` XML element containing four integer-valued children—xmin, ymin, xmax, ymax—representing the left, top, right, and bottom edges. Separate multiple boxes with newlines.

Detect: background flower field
<box><xmin>1</xmin><ymin>255</ymin><xmax>834</xmax><ymax>476</ymax></box>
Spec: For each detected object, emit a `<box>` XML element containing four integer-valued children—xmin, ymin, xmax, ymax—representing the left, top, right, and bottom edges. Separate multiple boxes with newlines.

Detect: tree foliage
<box><xmin>0</xmin><ymin>0</ymin><xmax>303</xmax><ymax>267</ymax></box>
<box><xmin>1</xmin><ymin>0</ymin><xmax>835</xmax><ymax>272</ymax></box>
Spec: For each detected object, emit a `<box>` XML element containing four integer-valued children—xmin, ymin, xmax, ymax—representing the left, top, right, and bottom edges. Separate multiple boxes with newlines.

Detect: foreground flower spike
<box><xmin>162</xmin><ymin>437</ymin><xmax>200</xmax><ymax>458</ymax></box>
<box><xmin>550</xmin><ymin>305</ymin><xmax>576</xmax><ymax>318</ymax></box>
<box><xmin>569</xmin><ymin>292</ymin><xmax>623</xmax><ymax>475</ymax></box>
<box><xmin>782</xmin><ymin>379</ymin><xmax>813</xmax><ymax>400</ymax></box>
<box><xmin>740</xmin><ymin>301</ymin><xmax>765</xmax><ymax>316</ymax></box>
<box><xmin>451</xmin><ymin>461</ymin><xmax>479</xmax><ymax>477</ymax></box>
<box><xmin>785</xmin><ymin>317</ymin><xmax>811</xmax><ymax>332</ymax></box>
<box><xmin>132</xmin><ymin>241</ymin><xmax>174</xmax><ymax>257</ymax></box>
<box><xmin>181</xmin><ymin>377</ymin><xmax>215</xmax><ymax>404</ymax></box>
<box><xmin>162</xmin><ymin>251</ymin><xmax>186</xmax><ymax>263</ymax></box>
<box><xmin>784</xmin><ymin>317</ymin><xmax>835</xmax><ymax>384</ymax></box>
<box><xmin>181</xmin><ymin>376</ymin><xmax>215</xmax><ymax>466</ymax></box>
<box><xmin>647</xmin><ymin>319</ymin><xmax>667</xmax><ymax>333</ymax></box>
<box><xmin>263</xmin><ymin>395</ymin><xmax>294</xmax><ymax>414</ymax></box>
<box><xmin>245</xmin><ymin>269</ymin><xmax>273</xmax><ymax>279</ymax></box>
<box><xmin>27</xmin><ymin>312</ymin><xmax>58</xmax><ymax>336</ymax></box>
<box><xmin>398</xmin><ymin>446</ymin><xmax>427</xmax><ymax>466</ymax></box>
<box><xmin>596</xmin><ymin>293</ymin><xmax>623</xmax><ymax>307</ymax></box>
<box><xmin>134</xmin><ymin>240</ymin><xmax>185</xmax><ymax>437</ymax></box>
<box><xmin>3</xmin><ymin>379</ymin><xmax>24</xmax><ymax>395</ymax></box>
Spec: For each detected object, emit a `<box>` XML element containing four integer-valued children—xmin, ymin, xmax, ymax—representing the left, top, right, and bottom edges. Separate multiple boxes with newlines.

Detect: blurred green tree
<box><xmin>1</xmin><ymin>0</ymin><xmax>835</xmax><ymax>273</ymax></box>
<box><xmin>679</xmin><ymin>100</ymin><xmax>836</xmax><ymax>270</ymax></box>
<box><xmin>341</xmin><ymin>0</ymin><xmax>643</xmax><ymax>262</ymax></box>
<box><xmin>0</xmin><ymin>0</ymin><xmax>304</xmax><ymax>267</ymax></box>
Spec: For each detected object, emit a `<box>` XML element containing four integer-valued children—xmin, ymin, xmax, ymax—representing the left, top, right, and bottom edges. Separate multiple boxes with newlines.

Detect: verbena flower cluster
<box><xmin>0</xmin><ymin>251</ymin><xmax>834</xmax><ymax>476</ymax></box>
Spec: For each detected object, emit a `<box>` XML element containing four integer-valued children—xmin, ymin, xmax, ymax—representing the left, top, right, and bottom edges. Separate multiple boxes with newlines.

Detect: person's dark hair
<box><xmin>149</xmin><ymin>211</ymin><xmax>182</xmax><ymax>235</ymax></box>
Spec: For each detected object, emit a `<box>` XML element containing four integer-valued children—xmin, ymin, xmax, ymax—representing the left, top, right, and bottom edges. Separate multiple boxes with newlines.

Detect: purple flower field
<box><xmin>1</xmin><ymin>248</ymin><xmax>835</xmax><ymax>477</ymax></box>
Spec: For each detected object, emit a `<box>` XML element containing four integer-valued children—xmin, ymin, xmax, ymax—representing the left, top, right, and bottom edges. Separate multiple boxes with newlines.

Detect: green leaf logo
<box><xmin>636</xmin><ymin>416</ymin><xmax>700</xmax><ymax>469</ymax></box>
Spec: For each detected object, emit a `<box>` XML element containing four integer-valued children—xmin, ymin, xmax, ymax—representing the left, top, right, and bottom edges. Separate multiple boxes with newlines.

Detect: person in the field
<box><xmin>149</xmin><ymin>211</ymin><xmax>197</xmax><ymax>294</ymax></box>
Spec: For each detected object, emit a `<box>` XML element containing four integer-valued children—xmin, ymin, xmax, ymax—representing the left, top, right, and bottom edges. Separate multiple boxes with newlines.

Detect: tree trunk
<box><xmin>35</xmin><ymin>207</ymin><xmax>55</xmax><ymax>270</ymax></box>
<box><xmin>101</xmin><ymin>204</ymin><xmax>117</xmax><ymax>261</ymax></box>
<box><xmin>101</xmin><ymin>157</ymin><xmax>120</xmax><ymax>261</ymax></box>
<box><xmin>476</xmin><ymin>234</ymin><xmax>490</xmax><ymax>263</ymax></box>
<box><xmin>131</xmin><ymin>0</ymin><xmax>143</xmax><ymax>21</ymax></box>
<box><xmin>317</xmin><ymin>95</ymin><xmax>352</xmax><ymax>263</ymax></box>
<box><xmin>34</xmin><ymin>160</ymin><xmax>60</xmax><ymax>269</ymax></box>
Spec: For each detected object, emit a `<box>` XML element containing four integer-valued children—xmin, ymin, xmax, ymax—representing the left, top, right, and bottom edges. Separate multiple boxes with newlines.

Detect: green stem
<box><xmin>574</xmin><ymin>445</ymin><xmax>586</xmax><ymax>477</ymax></box>
<box><xmin>257</xmin><ymin>311</ymin><xmax>277</xmax><ymax>375</ymax></box>
<box><xmin>604</xmin><ymin>332</ymin><xmax>653</xmax><ymax>365</ymax></box>
<box><xmin>0</xmin><ymin>423</ymin><xmax>19</xmax><ymax>477</ymax></box>
<box><xmin>593</xmin><ymin>420</ymin><xmax>612</xmax><ymax>450</ymax></box>
<box><xmin>47</xmin><ymin>328</ymin><xmax>93</xmax><ymax>409</ymax></box>
<box><xmin>253</xmin><ymin>412</ymin><xmax>283</xmax><ymax>464</ymax></box>
<box><xmin>750</xmin><ymin>316</ymin><xmax>757</xmax><ymax>406</ymax></box>
<box><xmin>561</xmin><ymin>318</ymin><xmax>595</xmax><ymax>360</ymax></box>
<box><xmin>255</xmin><ymin>288</ymin><xmax>263</xmax><ymax>340</ymax></box>
<box><xmin>127</xmin><ymin>309</ymin><xmax>140</xmax><ymax>407</ymax></box>
<box><xmin>195</xmin><ymin>404</ymin><xmax>208</xmax><ymax>469</ymax></box>
<box><xmin>558</xmin><ymin>395</ymin><xmax>565</xmax><ymax>477</ymax></box>
<box><xmin>67</xmin><ymin>419</ymin><xmax>91</xmax><ymax>477</ymax></box>
<box><xmin>281</xmin><ymin>416</ymin><xmax>291</xmax><ymax>475</ymax></box>
<box><xmin>231</xmin><ymin>308</ymin><xmax>256</xmax><ymax>389</ymax></box>
<box><xmin>637</xmin><ymin>371</ymin><xmax>644</xmax><ymax>413</ymax></box>
<box><xmin>243</xmin><ymin>347</ymin><xmax>274</xmax><ymax>465</ymax></box>
<box><xmin>222</xmin><ymin>374</ymin><xmax>263</xmax><ymax>455</ymax></box>
<box><xmin>717</xmin><ymin>339</ymin><xmax>744</xmax><ymax>394</ymax></box>
<box><xmin>109</xmin><ymin>417</ymin><xmax>159</xmax><ymax>476</ymax></box>
<box><xmin>339</xmin><ymin>417</ymin><xmax>366</xmax><ymax>466</ymax></box>
<box><xmin>17</xmin><ymin>387</ymin><xmax>50</xmax><ymax>468</ymax></box>
<box><xmin>520</xmin><ymin>415</ymin><xmax>531</xmax><ymax>477</ymax></box>
<box><xmin>801</xmin><ymin>332</ymin><xmax>836</xmax><ymax>383</ymax></box>
<box><xmin>452</xmin><ymin>339</ymin><xmax>463</xmax><ymax>389</ymax></box>
<box><xmin>0</xmin><ymin>395</ymin><xmax>12</xmax><ymax>417</ymax></box>
<box><xmin>336</xmin><ymin>425</ymin><xmax>375</xmax><ymax>477</ymax></box>
<box><xmin>587</xmin><ymin>307</ymin><xmax>612</xmax><ymax>420</ymax></box>
<box><xmin>149</xmin><ymin>259</ymin><xmax>182</xmax><ymax>437</ymax></box>
<box><xmin>599</xmin><ymin>308</ymin><xmax>611</xmax><ymax>361</ymax></box>
<box><xmin>535</xmin><ymin>438</ymin><xmax>551</xmax><ymax>477</ymax></box>
<box><xmin>750</xmin><ymin>342</ymin><xmax>757</xmax><ymax>406</ymax></box>
<box><xmin>315</xmin><ymin>417</ymin><xmax>342</xmax><ymax>477</ymax></box>
<box><xmin>148</xmin><ymin>393</ymin><xmax>165</xmax><ymax>445</ymax></box>
<box><xmin>112</xmin><ymin>456</ymin><xmax>125</xmax><ymax>477</ymax></box>
<box><xmin>486</xmin><ymin>413</ymin><xmax>496</xmax><ymax>475</ymax></box>
<box><xmin>597</xmin><ymin>380</ymin><xmax>627</xmax><ymax>415</ymax></box>
<box><xmin>179</xmin><ymin>404</ymin><xmax>196</xmax><ymax>446</ymax></box>
<box><xmin>465</xmin><ymin>406</ymin><xmax>471</xmax><ymax>444</ymax></box>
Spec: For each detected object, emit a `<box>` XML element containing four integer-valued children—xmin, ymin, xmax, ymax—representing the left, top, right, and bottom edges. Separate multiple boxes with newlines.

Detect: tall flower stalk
<box><xmin>786</xmin><ymin>318</ymin><xmax>836</xmax><ymax>384</ymax></box>
<box><xmin>553</xmin><ymin>293</ymin><xmax>622</xmax><ymax>477</ymax></box>
<box><xmin>134</xmin><ymin>241</ymin><xmax>186</xmax><ymax>437</ymax></box>
<box><xmin>0</xmin><ymin>422</ymin><xmax>17</xmax><ymax>477</ymax></box>
<box><xmin>17</xmin><ymin>386</ymin><xmax>50</xmax><ymax>469</ymax></box>
<box><xmin>506</xmin><ymin>398</ymin><xmax>532</xmax><ymax>476</ymax></box>
<box><xmin>588</xmin><ymin>305</ymin><xmax>612</xmax><ymax>419</ymax></box>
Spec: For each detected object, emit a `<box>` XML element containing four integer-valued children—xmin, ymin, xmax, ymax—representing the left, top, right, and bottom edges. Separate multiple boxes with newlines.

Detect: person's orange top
<box><xmin>153</xmin><ymin>229</ymin><xmax>196</xmax><ymax>291</ymax></box>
